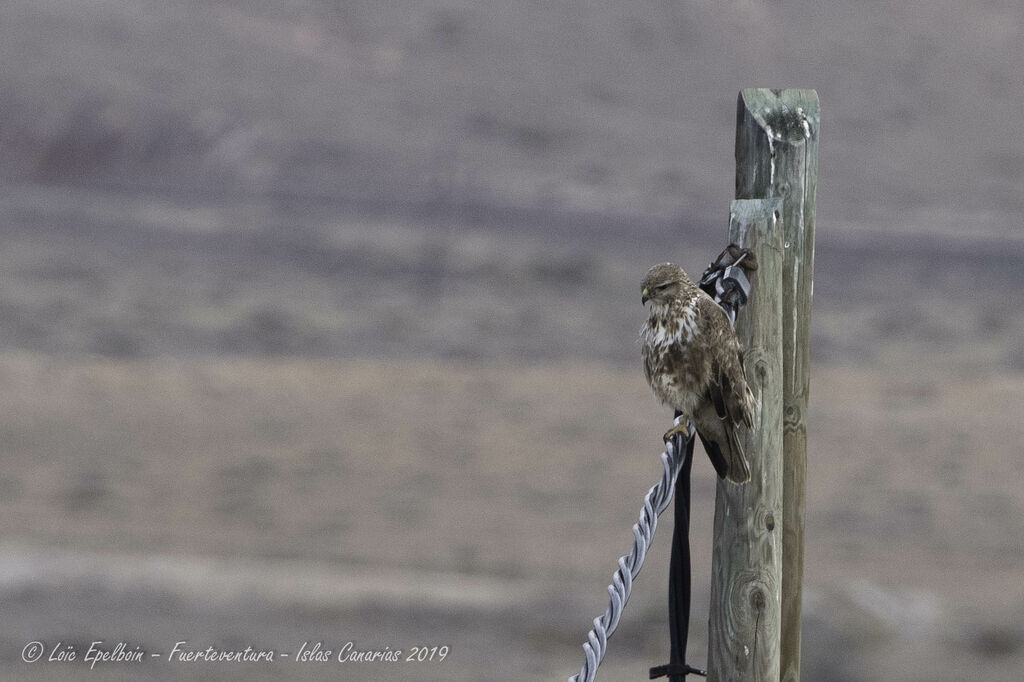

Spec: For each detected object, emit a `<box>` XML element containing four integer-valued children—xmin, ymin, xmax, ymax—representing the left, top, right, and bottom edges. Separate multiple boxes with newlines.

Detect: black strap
<box><xmin>648</xmin><ymin>423</ymin><xmax>705</xmax><ymax>680</ymax></box>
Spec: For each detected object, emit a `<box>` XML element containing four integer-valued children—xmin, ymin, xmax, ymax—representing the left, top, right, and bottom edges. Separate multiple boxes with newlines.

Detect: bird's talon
<box><xmin>663</xmin><ymin>422</ymin><xmax>692</xmax><ymax>444</ymax></box>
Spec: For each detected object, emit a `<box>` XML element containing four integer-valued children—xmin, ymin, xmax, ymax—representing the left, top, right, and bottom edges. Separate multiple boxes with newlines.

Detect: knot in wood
<box><xmin>783</xmin><ymin>404</ymin><xmax>804</xmax><ymax>433</ymax></box>
<box><xmin>742</xmin><ymin>348</ymin><xmax>771</xmax><ymax>385</ymax></box>
<box><xmin>750</xmin><ymin>588</ymin><xmax>766</xmax><ymax>612</ymax></box>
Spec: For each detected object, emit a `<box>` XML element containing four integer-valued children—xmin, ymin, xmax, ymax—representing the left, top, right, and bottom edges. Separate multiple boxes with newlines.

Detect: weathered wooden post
<box><xmin>707</xmin><ymin>199</ymin><xmax>785</xmax><ymax>681</ymax></box>
<box><xmin>733</xmin><ymin>88</ymin><xmax>819</xmax><ymax>681</ymax></box>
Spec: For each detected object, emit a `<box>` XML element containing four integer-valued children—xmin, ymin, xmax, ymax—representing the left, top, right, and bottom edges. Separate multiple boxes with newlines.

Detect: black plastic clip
<box><xmin>698</xmin><ymin>244</ymin><xmax>756</xmax><ymax>315</ymax></box>
<box><xmin>717</xmin><ymin>264</ymin><xmax>750</xmax><ymax>308</ymax></box>
<box><xmin>649</xmin><ymin>662</ymin><xmax>708</xmax><ymax>679</ymax></box>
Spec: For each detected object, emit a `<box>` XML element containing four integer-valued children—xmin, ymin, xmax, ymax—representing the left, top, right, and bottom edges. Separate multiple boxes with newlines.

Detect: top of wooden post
<box><xmin>736</xmin><ymin>89</ymin><xmax>820</xmax><ymax>202</ymax></box>
<box><xmin>740</xmin><ymin>89</ymin><xmax>820</xmax><ymax>143</ymax></box>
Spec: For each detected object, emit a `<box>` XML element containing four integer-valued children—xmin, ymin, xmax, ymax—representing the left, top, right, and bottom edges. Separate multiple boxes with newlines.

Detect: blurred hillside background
<box><xmin>0</xmin><ymin>1</ymin><xmax>1022</xmax><ymax>680</ymax></box>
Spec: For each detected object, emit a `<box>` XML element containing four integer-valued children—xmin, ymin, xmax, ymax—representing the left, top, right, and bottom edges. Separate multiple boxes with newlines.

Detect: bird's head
<box><xmin>641</xmin><ymin>263</ymin><xmax>690</xmax><ymax>309</ymax></box>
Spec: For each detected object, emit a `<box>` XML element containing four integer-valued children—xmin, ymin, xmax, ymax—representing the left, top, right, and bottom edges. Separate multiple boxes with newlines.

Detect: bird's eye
<box><xmin>656</xmin><ymin>284</ymin><xmax>670</xmax><ymax>291</ymax></box>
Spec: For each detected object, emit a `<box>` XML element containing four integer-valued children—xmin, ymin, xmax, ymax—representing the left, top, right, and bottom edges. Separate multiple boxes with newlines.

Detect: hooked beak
<box><xmin>641</xmin><ymin>288</ymin><xmax>649</xmax><ymax>305</ymax></box>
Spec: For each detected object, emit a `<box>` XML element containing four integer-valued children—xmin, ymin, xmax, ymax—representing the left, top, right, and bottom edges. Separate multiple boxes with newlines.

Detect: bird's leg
<box><xmin>663</xmin><ymin>414</ymin><xmax>693</xmax><ymax>444</ymax></box>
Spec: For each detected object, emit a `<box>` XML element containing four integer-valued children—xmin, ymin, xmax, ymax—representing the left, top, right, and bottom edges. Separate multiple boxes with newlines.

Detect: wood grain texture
<box><xmin>707</xmin><ymin>198</ymin><xmax>784</xmax><ymax>682</ymax></box>
<box><xmin>735</xmin><ymin>88</ymin><xmax>819</xmax><ymax>682</ymax></box>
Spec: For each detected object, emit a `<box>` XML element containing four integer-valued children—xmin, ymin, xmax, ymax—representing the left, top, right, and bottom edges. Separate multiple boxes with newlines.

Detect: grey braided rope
<box><xmin>568</xmin><ymin>435</ymin><xmax>689</xmax><ymax>682</ymax></box>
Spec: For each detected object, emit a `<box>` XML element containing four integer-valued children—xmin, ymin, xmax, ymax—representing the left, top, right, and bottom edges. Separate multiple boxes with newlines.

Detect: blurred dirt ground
<box><xmin>0</xmin><ymin>180</ymin><xmax>1020</xmax><ymax>680</ymax></box>
<box><xmin>1</xmin><ymin>353</ymin><xmax>1022</xmax><ymax>680</ymax></box>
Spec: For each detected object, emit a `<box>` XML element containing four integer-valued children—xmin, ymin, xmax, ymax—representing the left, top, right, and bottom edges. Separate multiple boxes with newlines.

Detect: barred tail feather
<box><xmin>695</xmin><ymin>403</ymin><xmax>751</xmax><ymax>484</ymax></box>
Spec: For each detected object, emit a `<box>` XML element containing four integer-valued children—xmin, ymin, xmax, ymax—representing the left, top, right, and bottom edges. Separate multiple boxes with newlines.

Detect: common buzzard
<box><xmin>640</xmin><ymin>263</ymin><xmax>754</xmax><ymax>483</ymax></box>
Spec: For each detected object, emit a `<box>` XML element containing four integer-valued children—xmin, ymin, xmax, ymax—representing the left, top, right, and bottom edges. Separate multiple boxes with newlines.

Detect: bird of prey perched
<box><xmin>640</xmin><ymin>263</ymin><xmax>755</xmax><ymax>483</ymax></box>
